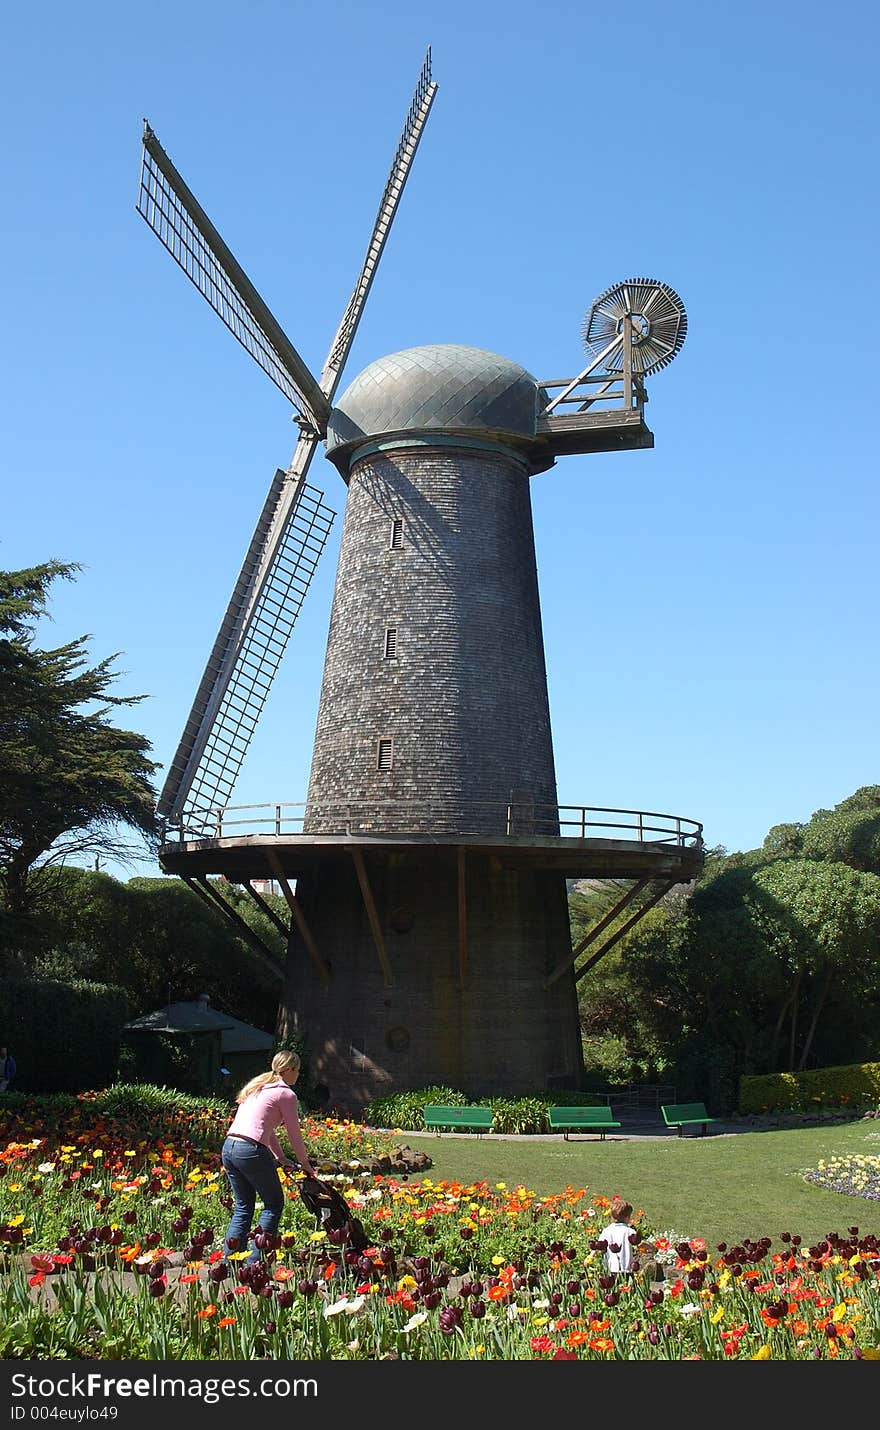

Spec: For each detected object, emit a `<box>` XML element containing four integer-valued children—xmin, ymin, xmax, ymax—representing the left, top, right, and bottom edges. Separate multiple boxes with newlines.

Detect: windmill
<box><xmin>139</xmin><ymin>50</ymin><xmax>702</xmax><ymax>1109</ymax></box>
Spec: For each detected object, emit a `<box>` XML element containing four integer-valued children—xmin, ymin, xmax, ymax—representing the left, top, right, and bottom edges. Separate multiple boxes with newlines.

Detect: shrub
<box><xmin>740</xmin><ymin>1060</ymin><xmax>880</xmax><ymax>1114</ymax></box>
<box><xmin>1</xmin><ymin>977</ymin><xmax>132</xmax><ymax>1092</ymax></box>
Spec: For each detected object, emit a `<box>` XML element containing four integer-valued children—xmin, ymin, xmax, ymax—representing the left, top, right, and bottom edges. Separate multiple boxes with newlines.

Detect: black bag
<box><xmin>298</xmin><ymin>1176</ymin><xmax>369</xmax><ymax>1253</ymax></box>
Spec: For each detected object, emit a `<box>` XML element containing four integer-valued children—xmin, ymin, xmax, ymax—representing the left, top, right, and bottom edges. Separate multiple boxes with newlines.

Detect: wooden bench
<box><xmin>661</xmin><ymin>1101</ymin><xmax>718</xmax><ymax>1137</ymax></box>
<box><xmin>422</xmin><ymin>1104</ymin><xmax>494</xmax><ymax>1136</ymax></box>
<box><xmin>547</xmin><ymin>1105</ymin><xmax>622</xmax><ymax>1140</ymax></box>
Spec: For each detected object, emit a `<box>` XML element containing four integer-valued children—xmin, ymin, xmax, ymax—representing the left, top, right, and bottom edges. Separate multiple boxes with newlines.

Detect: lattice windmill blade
<box><xmin>152</xmin><ymin>52</ymin><xmax>439</xmax><ymax>829</ymax></box>
<box><xmin>582</xmin><ymin>278</ymin><xmax>688</xmax><ymax>376</ymax></box>
<box><xmin>137</xmin><ymin>122</ymin><xmax>331</xmax><ymax>432</ymax></box>
<box><xmin>319</xmin><ymin>46</ymin><xmax>438</xmax><ymax>398</ymax></box>
<box><xmin>157</xmin><ymin>433</ymin><xmax>335</xmax><ymax>827</ymax></box>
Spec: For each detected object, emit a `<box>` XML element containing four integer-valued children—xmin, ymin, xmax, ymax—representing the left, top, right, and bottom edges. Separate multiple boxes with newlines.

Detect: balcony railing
<box><xmin>160</xmin><ymin>799</ymin><xmax>703</xmax><ymax>849</ymax></box>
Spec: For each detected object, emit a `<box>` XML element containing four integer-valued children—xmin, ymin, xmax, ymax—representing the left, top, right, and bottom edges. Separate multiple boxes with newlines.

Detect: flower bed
<box><xmin>1</xmin><ymin>1097</ymin><xmax>879</xmax><ymax>1360</ymax></box>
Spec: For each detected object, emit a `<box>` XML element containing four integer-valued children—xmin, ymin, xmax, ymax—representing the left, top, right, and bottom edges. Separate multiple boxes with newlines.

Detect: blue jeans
<box><xmin>221</xmin><ymin>1136</ymin><xmax>285</xmax><ymax>1263</ymax></box>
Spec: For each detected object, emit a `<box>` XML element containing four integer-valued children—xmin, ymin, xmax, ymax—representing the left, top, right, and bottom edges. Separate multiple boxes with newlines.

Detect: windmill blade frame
<box><xmin>320</xmin><ymin>46</ymin><xmax>438</xmax><ymax>397</ymax></box>
<box><xmin>137</xmin><ymin>123</ymin><xmax>330</xmax><ymax>430</ymax></box>
<box><xmin>152</xmin><ymin>49</ymin><xmax>439</xmax><ymax>829</ymax></box>
<box><xmin>157</xmin><ymin>438</ymin><xmax>335</xmax><ymax>827</ymax></box>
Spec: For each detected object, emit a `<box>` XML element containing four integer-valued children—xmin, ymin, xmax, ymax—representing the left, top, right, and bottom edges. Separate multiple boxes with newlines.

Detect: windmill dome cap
<box><xmin>326</xmin><ymin>344</ymin><xmax>541</xmax><ymax>454</ymax></box>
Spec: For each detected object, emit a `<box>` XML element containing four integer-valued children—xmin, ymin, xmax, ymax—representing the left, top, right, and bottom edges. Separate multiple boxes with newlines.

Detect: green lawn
<box><xmin>393</xmin><ymin>1119</ymin><xmax>880</xmax><ymax>1246</ymax></box>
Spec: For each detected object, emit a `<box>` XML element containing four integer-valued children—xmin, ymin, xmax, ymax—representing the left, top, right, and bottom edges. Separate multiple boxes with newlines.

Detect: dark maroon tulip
<box><xmin>459</xmin><ymin>1227</ymin><xmax>474</xmax><ymax>1240</ymax></box>
<box><xmin>145</xmin><ymin>1231</ymin><xmax>161</xmax><ymax>1248</ymax></box>
<box><xmin>226</xmin><ymin>1236</ymin><xmax>242</xmax><ymax>1251</ymax></box>
<box><xmin>148</xmin><ymin>1279</ymin><xmax>166</xmax><ymax>1298</ymax></box>
<box><xmin>470</xmin><ymin>1300</ymin><xmax>486</xmax><ymax>1318</ymax></box>
<box><xmin>123</xmin><ymin>1211</ymin><xmax>137</xmax><ymax>1226</ymax></box>
<box><xmin>297</xmin><ymin>1279</ymin><xmax>318</xmax><ymax>1296</ymax></box>
<box><xmin>148</xmin><ymin>1259</ymin><xmax>166</xmax><ymax>1279</ymax></box>
<box><xmin>171</xmin><ymin>1219</ymin><xmax>187</xmax><ymax>1235</ymax></box>
<box><xmin>569</xmin><ymin>1302</ymin><xmax>581</xmax><ymax>1317</ymax></box>
<box><xmin>263</xmin><ymin>1320</ymin><xmax>277</xmax><ymax>1333</ymax></box>
<box><xmin>648</xmin><ymin>1327</ymin><xmax>660</xmax><ymax>1346</ymax></box>
<box><xmin>209</xmin><ymin>1262</ymin><xmax>229</xmax><ymax>1283</ymax></box>
<box><xmin>604</xmin><ymin>1292</ymin><xmax>619</xmax><ymax>1308</ymax></box>
<box><xmin>277</xmin><ymin>1290</ymin><xmax>294</xmax><ymax>1309</ymax></box>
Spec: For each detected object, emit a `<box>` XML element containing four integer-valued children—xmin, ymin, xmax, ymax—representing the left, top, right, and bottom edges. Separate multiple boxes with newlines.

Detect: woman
<box><xmin>222</xmin><ymin>1050</ymin><xmax>317</xmax><ymax>1262</ymax></box>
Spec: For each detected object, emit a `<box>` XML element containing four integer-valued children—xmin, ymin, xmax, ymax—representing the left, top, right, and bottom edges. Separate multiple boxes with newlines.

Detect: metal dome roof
<box><xmin>326</xmin><ymin>344</ymin><xmax>540</xmax><ymax>456</ymax></box>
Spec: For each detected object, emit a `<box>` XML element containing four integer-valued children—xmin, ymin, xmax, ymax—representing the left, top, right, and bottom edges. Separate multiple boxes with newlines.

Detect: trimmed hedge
<box><xmin>0</xmin><ymin>977</ymin><xmax>132</xmax><ymax>1093</ymax></box>
<box><xmin>740</xmin><ymin>1061</ymin><xmax>880</xmax><ymax>1114</ymax></box>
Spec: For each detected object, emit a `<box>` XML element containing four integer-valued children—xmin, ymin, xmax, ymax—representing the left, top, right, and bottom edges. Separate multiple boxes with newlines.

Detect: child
<box><xmin>598</xmin><ymin>1196</ymin><xmax>637</xmax><ymax>1273</ymax></box>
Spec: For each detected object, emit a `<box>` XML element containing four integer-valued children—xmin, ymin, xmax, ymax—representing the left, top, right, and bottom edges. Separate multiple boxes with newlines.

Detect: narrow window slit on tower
<box><xmin>384</xmin><ymin>627</ymin><xmax>398</xmax><ymax>659</ymax></box>
<box><xmin>377</xmin><ymin>738</ymin><xmax>394</xmax><ymax>771</ymax></box>
<box><xmin>389</xmin><ymin>518</ymin><xmax>404</xmax><ymax>549</ymax></box>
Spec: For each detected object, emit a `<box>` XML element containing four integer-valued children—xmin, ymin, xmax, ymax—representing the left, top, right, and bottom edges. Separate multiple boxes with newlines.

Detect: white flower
<box><xmin>324</xmin><ymin>1298</ymin><xmax>351</xmax><ymax>1318</ymax></box>
<box><xmin>532</xmin><ymin>1298</ymin><xmax>550</xmax><ymax>1310</ymax></box>
<box><xmin>344</xmin><ymin>1296</ymin><xmax>366</xmax><ymax>1315</ymax></box>
<box><xmin>37</xmin><ymin>1163</ymin><xmax>56</xmax><ymax>1174</ymax></box>
<box><xmin>679</xmin><ymin>1303</ymin><xmax>703</xmax><ymax>1319</ymax></box>
<box><xmin>403</xmin><ymin>1311</ymin><xmax>429</xmax><ymax>1332</ymax></box>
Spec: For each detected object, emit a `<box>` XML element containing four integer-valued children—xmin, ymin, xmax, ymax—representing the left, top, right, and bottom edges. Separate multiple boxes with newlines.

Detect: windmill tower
<box><xmin>140</xmin><ymin>52</ymin><xmax>703</xmax><ymax>1109</ymax></box>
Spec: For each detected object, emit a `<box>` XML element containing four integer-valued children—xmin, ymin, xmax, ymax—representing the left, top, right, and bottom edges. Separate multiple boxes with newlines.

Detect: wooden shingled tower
<box><xmin>138</xmin><ymin>50</ymin><xmax>702</xmax><ymax>1110</ymax></box>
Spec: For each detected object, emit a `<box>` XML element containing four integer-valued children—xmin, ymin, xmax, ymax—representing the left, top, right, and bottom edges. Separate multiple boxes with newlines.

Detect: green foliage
<box><xmin>1</xmin><ymin>977</ymin><xmax>132</xmax><ymax>1092</ymax></box>
<box><xmin>0</xmin><ymin>562</ymin><xmax>158</xmax><ymax>925</ymax></box>
<box><xmin>366</xmin><ymin>1086</ymin><xmax>470</xmax><ymax>1128</ymax></box>
<box><xmin>740</xmin><ymin>1061</ymin><xmax>880</xmax><ymax>1114</ymax></box>
<box><xmin>364</xmin><ymin>1086</ymin><xmax>609</xmax><ymax>1134</ymax></box>
<box><xmin>28</xmin><ymin>867</ymin><xmax>281</xmax><ymax>1032</ymax></box>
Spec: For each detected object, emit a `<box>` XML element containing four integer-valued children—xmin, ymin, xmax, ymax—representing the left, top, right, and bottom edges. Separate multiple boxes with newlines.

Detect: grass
<box><xmin>392</xmin><ymin>1118</ymin><xmax>880</xmax><ymax>1246</ymax></box>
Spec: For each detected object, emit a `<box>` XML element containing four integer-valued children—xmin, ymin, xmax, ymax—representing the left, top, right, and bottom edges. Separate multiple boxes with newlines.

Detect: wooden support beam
<box><xmin>350</xmin><ymin>847</ymin><xmax>393</xmax><ymax>988</ymax></box>
<box><xmin>574</xmin><ymin>880</ymin><xmax>677</xmax><ymax>985</ymax></box>
<box><xmin>185</xmin><ymin>875</ymin><xmax>284</xmax><ymax>983</ymax></box>
<box><xmin>545</xmin><ymin>879</ymin><xmax>650</xmax><ymax>988</ymax></box>
<box><xmin>241</xmin><ymin>880</ymin><xmax>290</xmax><ymax>940</ymax></box>
<box><xmin>457</xmin><ymin>846</ymin><xmax>467</xmax><ymax>989</ymax></box>
<box><xmin>266</xmin><ymin>851</ymin><xmax>331</xmax><ymax>984</ymax></box>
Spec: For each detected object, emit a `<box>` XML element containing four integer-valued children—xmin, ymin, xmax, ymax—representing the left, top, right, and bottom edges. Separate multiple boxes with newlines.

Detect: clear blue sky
<box><xmin>3</xmin><ymin>0</ymin><xmax>878</xmax><ymax>876</ymax></box>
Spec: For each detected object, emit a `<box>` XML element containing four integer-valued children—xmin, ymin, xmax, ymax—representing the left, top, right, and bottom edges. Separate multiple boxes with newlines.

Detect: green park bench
<box><xmin>422</xmin><ymin>1104</ymin><xmax>494</xmax><ymax>1135</ymax></box>
<box><xmin>661</xmin><ymin>1101</ymin><xmax>718</xmax><ymax>1137</ymax></box>
<box><xmin>547</xmin><ymin>1105</ymin><xmax>622</xmax><ymax>1140</ymax></box>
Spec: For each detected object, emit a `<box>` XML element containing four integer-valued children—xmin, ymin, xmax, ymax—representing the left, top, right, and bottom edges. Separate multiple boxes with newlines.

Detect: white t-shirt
<box><xmin>599</xmin><ymin>1220</ymin><xmax>635</xmax><ymax>1273</ymax></box>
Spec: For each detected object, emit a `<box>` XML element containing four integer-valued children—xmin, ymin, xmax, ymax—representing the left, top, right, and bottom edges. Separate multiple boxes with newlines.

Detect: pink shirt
<box><xmin>227</xmin><ymin>1081</ymin><xmax>309</xmax><ymax>1165</ymax></box>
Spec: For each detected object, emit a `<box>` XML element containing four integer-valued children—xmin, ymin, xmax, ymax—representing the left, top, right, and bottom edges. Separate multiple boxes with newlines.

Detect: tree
<box><xmin>31</xmin><ymin>868</ymin><xmax>283</xmax><ymax>1031</ymax></box>
<box><xmin>0</xmin><ymin>561</ymin><xmax>158</xmax><ymax>925</ymax></box>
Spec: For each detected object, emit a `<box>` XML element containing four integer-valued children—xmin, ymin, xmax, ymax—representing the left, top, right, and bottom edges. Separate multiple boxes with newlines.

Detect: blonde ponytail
<box><xmin>235</xmin><ymin>1050</ymin><xmax>300</xmax><ymax>1105</ymax></box>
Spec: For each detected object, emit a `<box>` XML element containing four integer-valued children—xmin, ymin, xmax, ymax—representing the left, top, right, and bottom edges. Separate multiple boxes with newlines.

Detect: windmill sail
<box><xmin>149</xmin><ymin>49</ymin><xmax>439</xmax><ymax>829</ymax></box>
<box><xmin>158</xmin><ymin>444</ymin><xmax>335</xmax><ymax>828</ymax></box>
<box><xmin>321</xmin><ymin>46</ymin><xmax>438</xmax><ymax>393</ymax></box>
<box><xmin>137</xmin><ymin>123</ymin><xmax>330</xmax><ymax>430</ymax></box>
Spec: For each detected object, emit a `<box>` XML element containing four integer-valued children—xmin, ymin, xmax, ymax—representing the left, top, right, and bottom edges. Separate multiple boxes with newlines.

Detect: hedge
<box><xmin>739</xmin><ymin>1061</ymin><xmax>880</xmax><ymax>1114</ymax></box>
<box><xmin>0</xmin><ymin>977</ymin><xmax>132</xmax><ymax>1093</ymax></box>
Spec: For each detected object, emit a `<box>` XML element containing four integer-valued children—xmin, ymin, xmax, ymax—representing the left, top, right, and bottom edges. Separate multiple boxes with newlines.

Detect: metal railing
<box><xmin>161</xmin><ymin>799</ymin><xmax>703</xmax><ymax>849</ymax></box>
<box><xmin>539</xmin><ymin>368</ymin><xmax>647</xmax><ymax>415</ymax></box>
